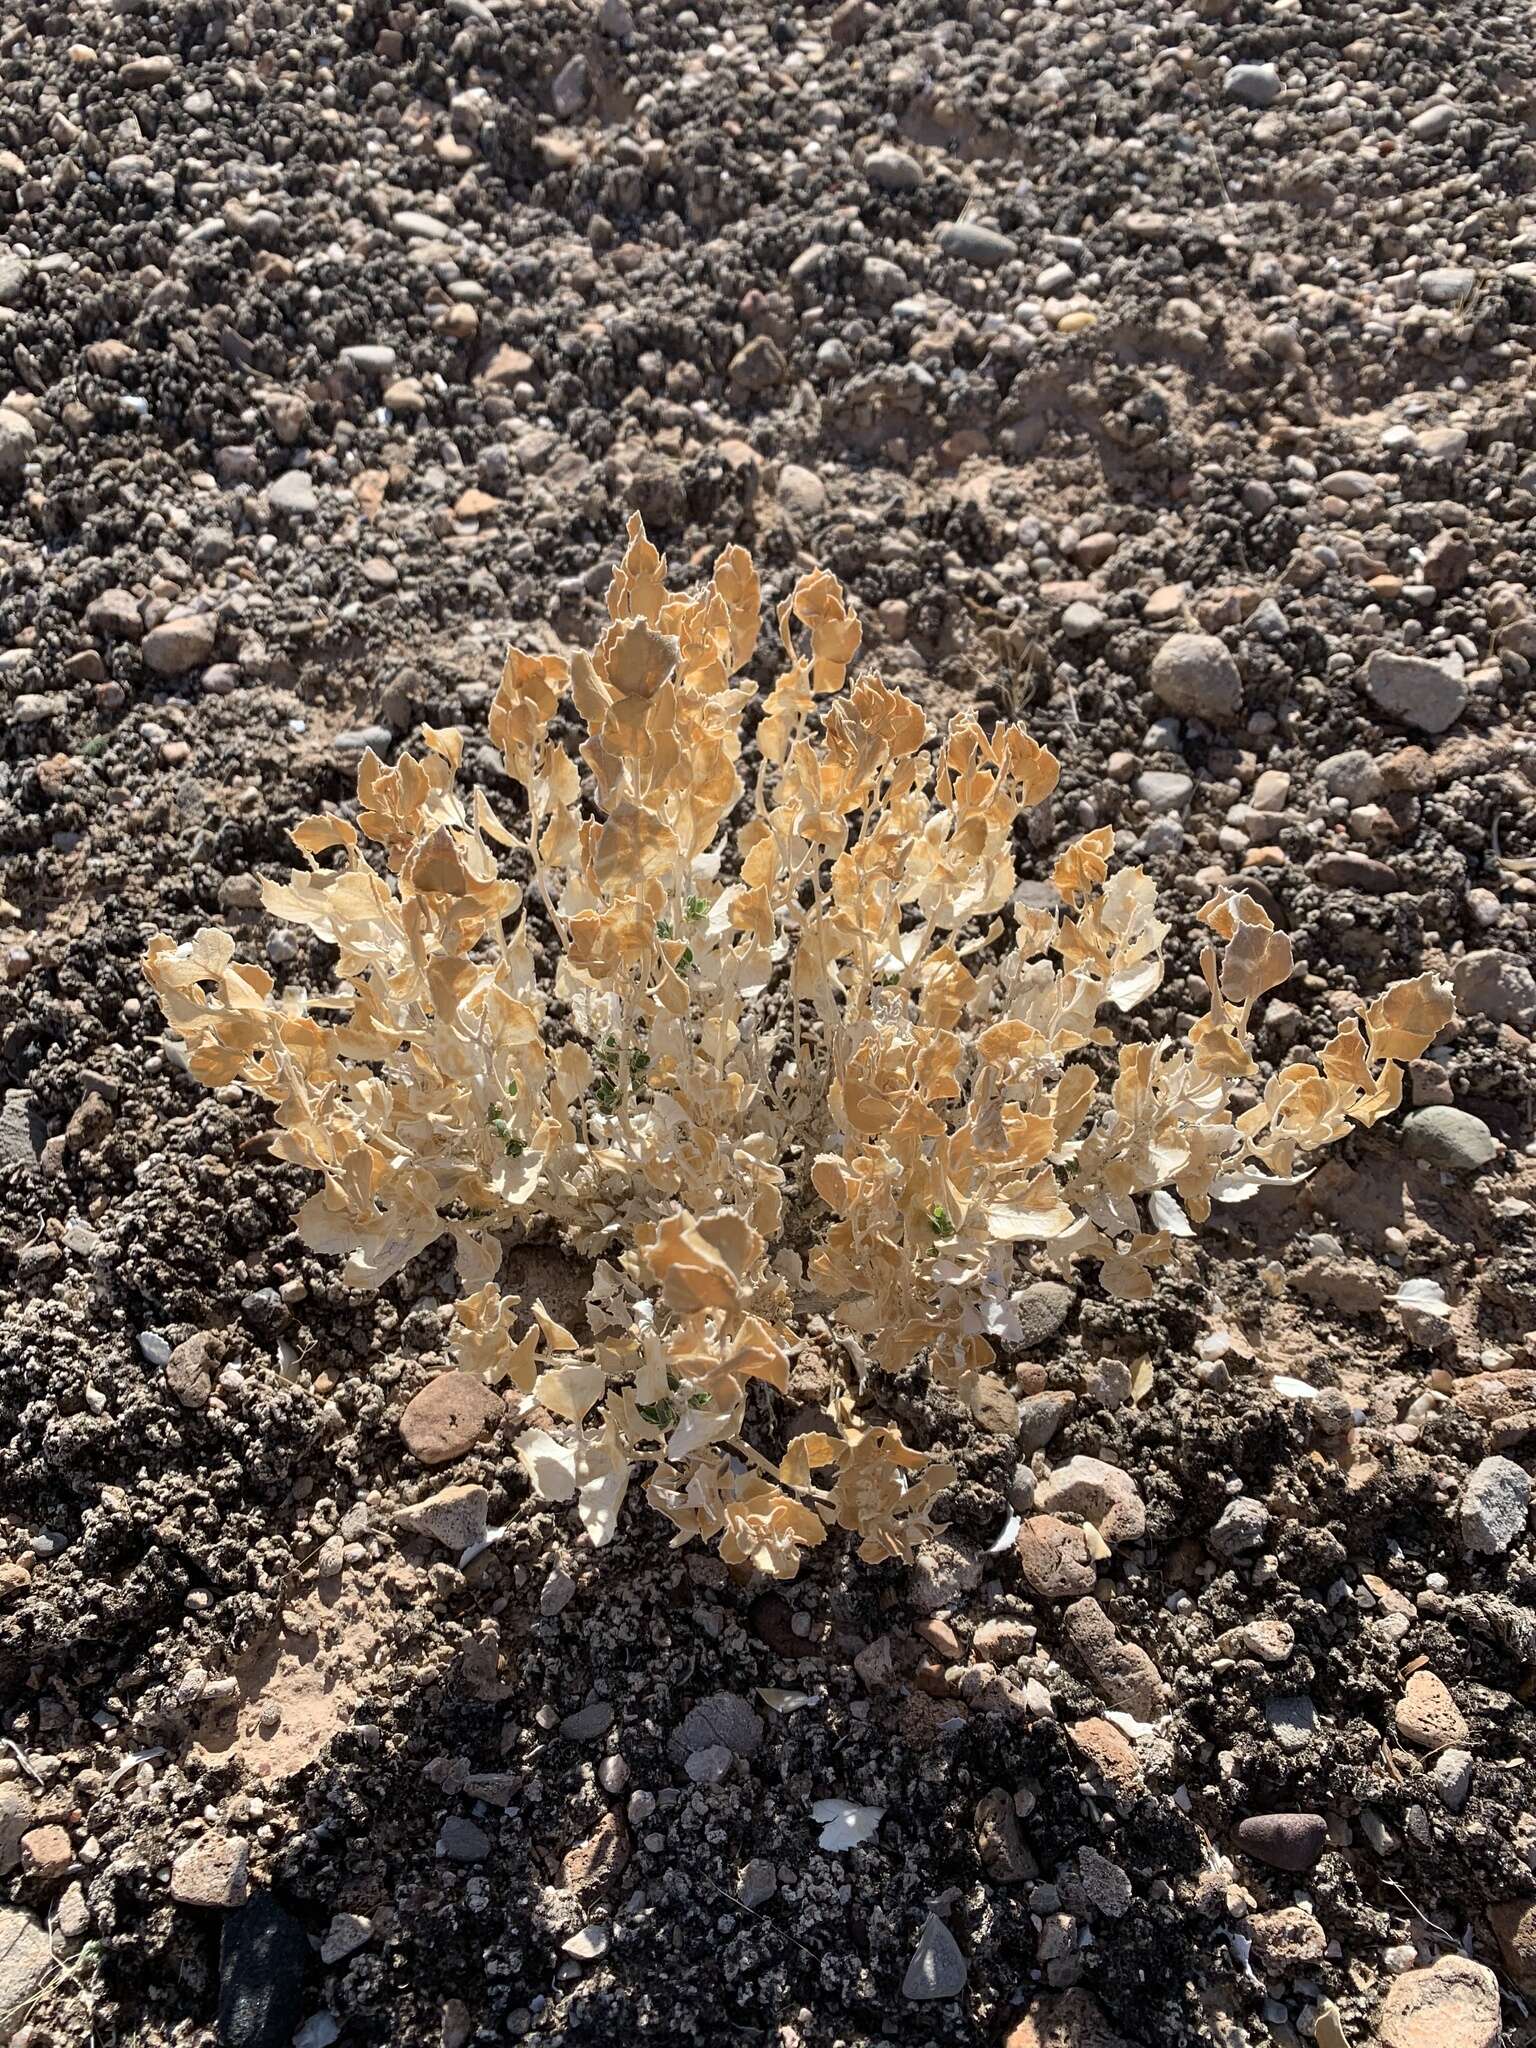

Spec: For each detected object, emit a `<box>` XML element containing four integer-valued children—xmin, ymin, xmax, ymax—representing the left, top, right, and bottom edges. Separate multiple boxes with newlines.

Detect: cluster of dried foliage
<box><xmin>147</xmin><ymin>519</ymin><xmax>1452</xmax><ymax>1578</ymax></box>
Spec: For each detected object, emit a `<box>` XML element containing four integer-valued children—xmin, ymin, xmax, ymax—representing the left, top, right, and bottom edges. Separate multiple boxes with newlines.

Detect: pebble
<box><xmin>1364</xmin><ymin>649</ymin><xmax>1468</xmax><ymax>734</ymax></box>
<box><xmin>552</xmin><ymin>53</ymin><xmax>588</xmax><ymax>117</ymax></box>
<box><xmin>1459</xmin><ymin>1455</ymin><xmax>1531</xmax><ymax>1555</ymax></box>
<box><xmin>1248</xmin><ymin>1903</ymin><xmax>1326</xmax><ymax>1972</ymax></box>
<box><xmin>1418</xmin><ymin>268</ymin><xmax>1476</xmax><ymax>306</ymax></box>
<box><xmin>1224</xmin><ymin>63</ymin><xmax>1281</xmax><ymax>108</ymax></box>
<box><xmin>166</xmin><ymin>1327</ymin><xmax>215</xmax><ymax>1409</ymax></box>
<box><xmin>21</xmin><ymin>1823</ymin><xmax>72</xmax><ymax>1883</ymax></box>
<box><xmin>738</xmin><ymin>1858</ymin><xmax>777</xmax><ymax>1908</ymax></box>
<box><xmin>1426</xmin><ymin>1749</ymin><xmax>1473</xmax><ymax>1813</ymax></box>
<box><xmin>269</xmin><ymin>470</ymin><xmax>318</xmax><ymax>515</ymax></box>
<box><xmin>866</xmin><ymin>146</ymin><xmax>924</xmax><ymax>193</ymax></box>
<box><xmin>1209</xmin><ymin>1496</ymin><xmax>1270</xmax><ymax>1558</ymax></box>
<box><xmin>1135</xmin><ymin>769</ymin><xmax>1192</xmax><ymax>812</ymax></box>
<box><xmin>902</xmin><ymin>1912</ymin><xmax>967</xmax><ymax>2000</ymax></box>
<box><xmin>340</xmin><ymin>345</ymin><xmax>397</xmax><ymax>377</ymax></box>
<box><xmin>1232</xmin><ymin>1812</ymin><xmax>1327</xmax><ymax>1873</ymax></box>
<box><xmin>1450</xmin><ymin>949</ymin><xmax>1536</xmax><ymax>1029</ymax></box>
<box><xmin>394</xmin><ymin>1483</ymin><xmax>490</xmax><ymax>1553</ymax></box>
<box><xmin>1016</xmin><ymin>1514</ymin><xmax>1098</xmax><ymax>1599</ymax></box>
<box><xmin>1408</xmin><ymin>102</ymin><xmax>1456</xmax><ymax>141</ymax></box>
<box><xmin>1062</xmin><ymin>601</ymin><xmax>1105</xmax><ymax>638</ymax></box>
<box><xmin>171</xmin><ymin>1834</ymin><xmax>250</xmax><ymax>1908</ymax></box>
<box><xmin>1402</xmin><ymin>1107</ymin><xmax>1498</xmax><ymax>1172</ymax></box>
<box><xmin>1378</xmin><ymin>1955</ymin><xmax>1501</xmax><ymax>2048</ymax></box>
<box><xmin>398</xmin><ymin>1370</ymin><xmax>504</xmax><ymax>1465</ymax></box>
<box><xmin>1035</xmin><ymin>1456</ymin><xmax>1145</xmax><ymax>1546</ymax></box>
<box><xmin>1016</xmin><ymin>1282</ymin><xmax>1074</xmax><ymax>1348</ymax></box>
<box><xmin>142</xmin><ymin>613</ymin><xmax>217</xmax><ymax>677</ymax></box>
<box><xmin>1395</xmin><ymin>1669</ymin><xmax>1468</xmax><ymax>1749</ymax></box>
<box><xmin>319</xmin><ymin>1912</ymin><xmax>370</xmax><ymax>1964</ymax></box>
<box><xmin>1148</xmin><ymin>632</ymin><xmax>1242</xmax><ymax>723</ymax></box>
<box><xmin>936</xmin><ymin>221</ymin><xmax>1017</xmax><ymax>269</ymax></box>
<box><xmin>0</xmin><ymin>406</ymin><xmax>36</xmax><ymax>480</ymax></box>
<box><xmin>776</xmin><ymin>463</ymin><xmax>827</xmax><ymax>520</ymax></box>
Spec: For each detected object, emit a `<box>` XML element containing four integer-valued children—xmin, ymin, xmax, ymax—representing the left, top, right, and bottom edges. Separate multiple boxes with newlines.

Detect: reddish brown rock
<box><xmin>399</xmin><ymin>1370</ymin><xmax>504</xmax><ymax>1466</ymax></box>
<box><xmin>1016</xmin><ymin>1515</ymin><xmax>1097</xmax><ymax>1600</ymax></box>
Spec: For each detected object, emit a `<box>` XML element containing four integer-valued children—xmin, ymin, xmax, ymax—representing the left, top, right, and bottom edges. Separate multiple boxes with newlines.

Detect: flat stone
<box><xmin>166</xmin><ymin>1333</ymin><xmax>214</xmax><ymax>1410</ymax></box>
<box><xmin>1379</xmin><ymin>1955</ymin><xmax>1501</xmax><ymax>2048</ymax></box>
<box><xmin>738</xmin><ymin>1858</ymin><xmax>777</xmax><ymax>1909</ymax></box>
<box><xmin>269</xmin><ymin>470</ymin><xmax>318</xmax><ymax>515</ymax></box>
<box><xmin>340</xmin><ymin>345</ymin><xmax>397</xmax><ymax>377</ymax></box>
<box><xmin>437</xmin><ymin>1817</ymin><xmax>491</xmax><ymax>1863</ymax></box>
<box><xmin>1149</xmin><ymin>632</ymin><xmax>1242</xmax><ymax>723</ymax></box>
<box><xmin>936</xmin><ymin>221</ymin><xmax>1017</xmax><ymax>269</ymax></box>
<box><xmin>1395</xmin><ymin>1669</ymin><xmax>1468</xmax><ymax>1750</ymax></box>
<box><xmin>20</xmin><ymin>1823</ymin><xmax>71</xmax><ymax>1883</ymax></box>
<box><xmin>1233</xmin><ymin>1812</ymin><xmax>1327</xmax><ymax>1873</ymax></box>
<box><xmin>1224</xmin><ymin>62</ymin><xmax>1281</xmax><ymax>107</ymax></box>
<box><xmin>1460</xmin><ymin>1456</ymin><xmax>1531</xmax><ymax>1555</ymax></box>
<box><xmin>0</xmin><ymin>1908</ymin><xmax>54</xmax><ymax>2038</ymax></box>
<box><xmin>1402</xmin><ymin>1106</ymin><xmax>1497</xmax><ymax>1172</ymax></box>
<box><xmin>1310</xmin><ymin>850</ymin><xmax>1400</xmax><ymax>895</ymax></box>
<box><xmin>559</xmin><ymin>1702</ymin><xmax>614</xmax><ymax>1743</ymax></box>
<box><xmin>218</xmin><ymin>1895</ymin><xmax>309</xmax><ymax>2048</ymax></box>
<box><xmin>1066</xmin><ymin>1718</ymin><xmax>1140</xmax><ymax>1797</ymax></box>
<box><xmin>1016</xmin><ymin>1514</ymin><xmax>1097</xmax><ymax>1599</ymax></box>
<box><xmin>320</xmin><ymin>1913</ymin><xmax>371</xmax><ymax>1964</ymax></box>
<box><xmin>171</xmin><ymin>1834</ymin><xmax>250</xmax><ymax>1908</ymax></box>
<box><xmin>1005</xmin><ymin>1989</ymin><xmax>1130</xmax><ymax>2048</ymax></box>
<box><xmin>673</xmin><ymin>1692</ymin><xmax>763</xmax><ymax>1759</ymax></box>
<box><xmin>561</xmin><ymin>1811</ymin><xmax>629</xmax><ymax>1891</ymax></box>
<box><xmin>1061</xmin><ymin>1597</ymin><xmax>1165</xmax><ymax>1721</ymax></box>
<box><xmin>142</xmin><ymin>612</ymin><xmax>216</xmax><ymax>677</ymax></box>
<box><xmin>399</xmin><ymin>1370</ymin><xmax>504</xmax><ymax>1465</ymax></box>
<box><xmin>974</xmin><ymin>1786</ymin><xmax>1035</xmax><ymax>1882</ymax></box>
<box><xmin>0</xmin><ymin>1783</ymin><xmax>35</xmax><ymax>1875</ymax></box>
<box><xmin>393</xmin><ymin>210</ymin><xmax>463</xmax><ymax>242</ymax></box>
<box><xmin>1264</xmin><ymin>1694</ymin><xmax>1317</xmax><ymax>1753</ymax></box>
<box><xmin>393</xmin><ymin>1483</ymin><xmax>490</xmax><ymax>1553</ymax></box>
<box><xmin>1036</xmin><ymin>1455</ymin><xmax>1145</xmax><ymax>1545</ymax></box>
<box><xmin>1135</xmin><ymin>769</ymin><xmax>1192</xmax><ymax>812</ymax></box>
<box><xmin>901</xmin><ymin>1912</ymin><xmax>967</xmax><ymax>2000</ymax></box>
<box><xmin>86</xmin><ymin>587</ymin><xmax>144</xmax><ymax>640</ymax></box>
<box><xmin>1364</xmin><ymin>649</ymin><xmax>1467</xmax><ymax>734</ymax></box>
<box><xmin>1490</xmin><ymin>1899</ymin><xmax>1536</xmax><ymax>1994</ymax></box>
<box><xmin>728</xmin><ymin>336</ymin><xmax>786</xmax><ymax>390</ymax></box>
<box><xmin>1418</xmin><ymin>268</ymin><xmax>1476</xmax><ymax>306</ymax></box>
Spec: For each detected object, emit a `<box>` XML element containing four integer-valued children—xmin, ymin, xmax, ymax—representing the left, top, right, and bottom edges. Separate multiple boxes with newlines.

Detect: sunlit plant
<box><xmin>146</xmin><ymin>518</ymin><xmax>1451</xmax><ymax>1577</ymax></box>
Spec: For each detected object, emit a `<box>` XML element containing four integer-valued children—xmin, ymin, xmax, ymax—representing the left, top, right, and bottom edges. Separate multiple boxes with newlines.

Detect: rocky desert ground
<box><xmin>2</xmin><ymin>0</ymin><xmax>1535</xmax><ymax>2044</ymax></box>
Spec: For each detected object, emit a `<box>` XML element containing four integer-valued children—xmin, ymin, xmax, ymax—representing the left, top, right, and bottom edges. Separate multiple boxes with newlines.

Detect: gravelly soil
<box><xmin>2</xmin><ymin>1</ymin><xmax>1535</xmax><ymax>2044</ymax></box>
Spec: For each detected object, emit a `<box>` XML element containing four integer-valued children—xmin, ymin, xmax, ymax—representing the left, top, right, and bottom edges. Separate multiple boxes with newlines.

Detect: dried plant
<box><xmin>145</xmin><ymin>518</ymin><xmax>1452</xmax><ymax>1578</ymax></box>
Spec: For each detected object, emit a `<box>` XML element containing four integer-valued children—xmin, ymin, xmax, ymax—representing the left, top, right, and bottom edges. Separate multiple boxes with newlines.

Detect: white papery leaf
<box><xmin>811</xmin><ymin>1798</ymin><xmax>884</xmax><ymax>1851</ymax></box>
